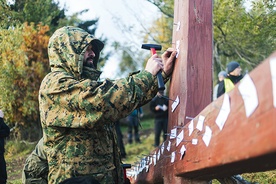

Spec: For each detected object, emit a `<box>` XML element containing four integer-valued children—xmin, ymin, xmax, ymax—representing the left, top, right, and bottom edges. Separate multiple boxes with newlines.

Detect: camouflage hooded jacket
<box><xmin>39</xmin><ymin>26</ymin><xmax>161</xmax><ymax>183</ymax></box>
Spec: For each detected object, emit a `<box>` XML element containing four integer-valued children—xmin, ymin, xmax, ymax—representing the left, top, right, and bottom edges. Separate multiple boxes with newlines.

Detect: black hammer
<box><xmin>141</xmin><ymin>43</ymin><xmax>165</xmax><ymax>92</ymax></box>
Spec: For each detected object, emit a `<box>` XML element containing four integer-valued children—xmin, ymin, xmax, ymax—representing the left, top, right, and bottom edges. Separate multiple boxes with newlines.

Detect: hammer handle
<box><xmin>157</xmin><ymin>71</ymin><xmax>165</xmax><ymax>91</ymax></box>
<box><xmin>150</xmin><ymin>48</ymin><xmax>165</xmax><ymax>91</ymax></box>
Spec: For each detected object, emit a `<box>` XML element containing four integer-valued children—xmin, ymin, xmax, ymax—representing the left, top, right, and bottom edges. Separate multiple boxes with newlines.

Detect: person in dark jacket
<box><xmin>217</xmin><ymin>61</ymin><xmax>243</xmax><ymax>98</ymax></box>
<box><xmin>0</xmin><ymin>110</ymin><xmax>10</xmax><ymax>184</ymax></box>
<box><xmin>213</xmin><ymin>71</ymin><xmax>227</xmax><ymax>100</ymax></box>
<box><xmin>150</xmin><ymin>91</ymin><xmax>168</xmax><ymax>147</ymax></box>
<box><xmin>127</xmin><ymin>108</ymin><xmax>143</xmax><ymax>144</ymax></box>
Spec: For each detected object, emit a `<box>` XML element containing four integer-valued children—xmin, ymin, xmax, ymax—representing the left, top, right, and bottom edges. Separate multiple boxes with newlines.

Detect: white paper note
<box><xmin>171</xmin><ymin>151</ymin><xmax>176</xmax><ymax>163</ymax></box>
<box><xmin>192</xmin><ymin>139</ymin><xmax>198</xmax><ymax>145</ymax></box>
<box><xmin>134</xmin><ymin>170</ymin><xmax>137</xmax><ymax>180</ymax></box>
<box><xmin>196</xmin><ymin>115</ymin><xmax>205</xmax><ymax>131</ymax></box>
<box><xmin>180</xmin><ymin>145</ymin><xmax>186</xmax><ymax>160</ymax></box>
<box><xmin>167</xmin><ymin>141</ymin><xmax>171</xmax><ymax>151</ymax></box>
<box><xmin>176</xmin><ymin>130</ymin><xmax>184</xmax><ymax>147</ymax></box>
<box><xmin>170</xmin><ymin>128</ymin><xmax>177</xmax><ymax>139</ymax></box>
<box><xmin>176</xmin><ymin>40</ymin><xmax>180</xmax><ymax>49</ymax></box>
<box><xmin>238</xmin><ymin>74</ymin><xmax>259</xmax><ymax>117</ymax></box>
<box><xmin>176</xmin><ymin>48</ymin><xmax>180</xmax><ymax>58</ymax></box>
<box><xmin>188</xmin><ymin>120</ymin><xmax>194</xmax><ymax>136</ymax></box>
<box><xmin>202</xmin><ymin>126</ymin><xmax>212</xmax><ymax>147</ymax></box>
<box><xmin>141</xmin><ymin>157</ymin><xmax>146</xmax><ymax>168</ymax></box>
<box><xmin>171</xmin><ymin>96</ymin><xmax>180</xmax><ymax>112</ymax></box>
<box><xmin>153</xmin><ymin>152</ymin><xmax>156</xmax><ymax>166</ymax></box>
<box><xmin>145</xmin><ymin>157</ymin><xmax>150</xmax><ymax>165</ymax></box>
<box><xmin>157</xmin><ymin>150</ymin><xmax>161</xmax><ymax>160</ymax></box>
<box><xmin>270</xmin><ymin>58</ymin><xmax>276</xmax><ymax>108</ymax></box>
<box><xmin>176</xmin><ymin>40</ymin><xmax>180</xmax><ymax>58</ymax></box>
<box><xmin>145</xmin><ymin>165</ymin><xmax>149</xmax><ymax>172</ymax></box>
<box><xmin>215</xmin><ymin>94</ymin><xmax>231</xmax><ymax>130</ymax></box>
<box><xmin>176</xmin><ymin>21</ymin><xmax>181</xmax><ymax>31</ymax></box>
<box><xmin>161</xmin><ymin>142</ymin><xmax>165</xmax><ymax>154</ymax></box>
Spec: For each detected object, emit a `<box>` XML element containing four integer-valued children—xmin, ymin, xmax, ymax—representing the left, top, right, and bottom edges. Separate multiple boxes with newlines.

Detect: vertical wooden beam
<box><xmin>169</xmin><ymin>0</ymin><xmax>213</xmax><ymax>130</ymax></box>
<box><xmin>132</xmin><ymin>0</ymin><xmax>213</xmax><ymax>183</ymax></box>
<box><xmin>165</xmin><ymin>0</ymin><xmax>213</xmax><ymax>183</ymax></box>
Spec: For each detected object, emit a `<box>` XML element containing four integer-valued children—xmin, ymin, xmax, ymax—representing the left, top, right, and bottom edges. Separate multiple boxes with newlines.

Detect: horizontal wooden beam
<box><xmin>131</xmin><ymin>52</ymin><xmax>276</xmax><ymax>183</ymax></box>
<box><xmin>174</xmin><ymin>52</ymin><xmax>276</xmax><ymax>179</ymax></box>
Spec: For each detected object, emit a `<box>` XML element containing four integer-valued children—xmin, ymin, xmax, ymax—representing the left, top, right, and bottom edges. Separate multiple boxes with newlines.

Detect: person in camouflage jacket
<box><xmin>38</xmin><ymin>26</ymin><xmax>176</xmax><ymax>183</ymax></box>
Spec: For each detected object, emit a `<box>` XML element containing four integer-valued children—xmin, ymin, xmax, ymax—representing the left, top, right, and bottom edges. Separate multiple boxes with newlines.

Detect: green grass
<box><xmin>120</xmin><ymin>117</ymin><xmax>154</xmax><ymax>132</ymax></box>
<box><xmin>124</xmin><ymin>133</ymin><xmax>155</xmax><ymax>164</ymax></box>
<box><xmin>5</xmin><ymin>140</ymin><xmax>36</xmax><ymax>159</ymax></box>
<box><xmin>121</xmin><ymin>118</ymin><xmax>155</xmax><ymax>164</ymax></box>
<box><xmin>5</xmin><ymin>140</ymin><xmax>37</xmax><ymax>184</ymax></box>
<box><xmin>7</xmin><ymin>180</ymin><xmax>21</xmax><ymax>184</ymax></box>
<box><xmin>139</xmin><ymin>118</ymin><xmax>155</xmax><ymax>130</ymax></box>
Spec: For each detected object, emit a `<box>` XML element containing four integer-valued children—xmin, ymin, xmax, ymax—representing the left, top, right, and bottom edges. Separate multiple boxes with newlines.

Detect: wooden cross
<box><xmin>129</xmin><ymin>0</ymin><xmax>276</xmax><ymax>183</ymax></box>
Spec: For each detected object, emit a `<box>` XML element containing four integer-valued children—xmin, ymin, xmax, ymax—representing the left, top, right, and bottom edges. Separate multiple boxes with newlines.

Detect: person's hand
<box><xmin>0</xmin><ymin>110</ymin><xmax>4</xmax><ymax>118</ymax></box>
<box><xmin>145</xmin><ymin>54</ymin><xmax>163</xmax><ymax>76</ymax></box>
<box><xmin>155</xmin><ymin>105</ymin><xmax>161</xmax><ymax>111</ymax></box>
<box><xmin>162</xmin><ymin>48</ymin><xmax>177</xmax><ymax>76</ymax></box>
<box><xmin>155</xmin><ymin>105</ymin><xmax>164</xmax><ymax>111</ymax></box>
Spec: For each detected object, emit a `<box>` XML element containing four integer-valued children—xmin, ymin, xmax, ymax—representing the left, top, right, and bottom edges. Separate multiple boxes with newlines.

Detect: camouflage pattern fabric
<box><xmin>22</xmin><ymin>138</ymin><xmax>48</xmax><ymax>184</ymax></box>
<box><xmin>39</xmin><ymin>26</ymin><xmax>167</xmax><ymax>183</ymax></box>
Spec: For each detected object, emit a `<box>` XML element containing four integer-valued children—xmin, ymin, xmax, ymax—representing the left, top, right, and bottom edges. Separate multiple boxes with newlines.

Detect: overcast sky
<box><xmin>56</xmin><ymin>0</ymin><xmax>159</xmax><ymax>78</ymax></box>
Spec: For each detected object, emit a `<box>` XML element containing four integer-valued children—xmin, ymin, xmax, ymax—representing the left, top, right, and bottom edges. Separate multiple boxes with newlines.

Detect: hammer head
<box><xmin>141</xmin><ymin>44</ymin><xmax>162</xmax><ymax>51</ymax></box>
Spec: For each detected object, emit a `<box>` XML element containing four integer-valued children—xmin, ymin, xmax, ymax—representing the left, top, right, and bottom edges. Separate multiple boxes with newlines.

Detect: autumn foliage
<box><xmin>0</xmin><ymin>23</ymin><xmax>50</xmax><ymax>140</ymax></box>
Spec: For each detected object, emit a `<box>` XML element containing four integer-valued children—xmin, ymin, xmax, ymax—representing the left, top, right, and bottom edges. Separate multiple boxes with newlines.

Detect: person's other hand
<box><xmin>145</xmin><ymin>54</ymin><xmax>163</xmax><ymax>76</ymax></box>
<box><xmin>162</xmin><ymin>48</ymin><xmax>177</xmax><ymax>76</ymax></box>
<box><xmin>155</xmin><ymin>105</ymin><xmax>161</xmax><ymax>111</ymax></box>
<box><xmin>0</xmin><ymin>110</ymin><xmax>4</xmax><ymax>118</ymax></box>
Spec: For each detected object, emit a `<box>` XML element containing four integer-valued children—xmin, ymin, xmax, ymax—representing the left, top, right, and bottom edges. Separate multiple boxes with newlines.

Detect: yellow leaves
<box><xmin>21</xmin><ymin>23</ymin><xmax>50</xmax><ymax>66</ymax></box>
<box><xmin>0</xmin><ymin>23</ymin><xmax>50</xmax><ymax>130</ymax></box>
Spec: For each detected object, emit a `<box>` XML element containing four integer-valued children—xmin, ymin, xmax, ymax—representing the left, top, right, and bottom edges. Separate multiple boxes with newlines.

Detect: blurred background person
<box><xmin>150</xmin><ymin>91</ymin><xmax>168</xmax><ymax>147</ymax></box>
<box><xmin>127</xmin><ymin>107</ymin><xmax>143</xmax><ymax>144</ymax></box>
<box><xmin>217</xmin><ymin>61</ymin><xmax>243</xmax><ymax>98</ymax></box>
<box><xmin>213</xmin><ymin>71</ymin><xmax>227</xmax><ymax>100</ymax></box>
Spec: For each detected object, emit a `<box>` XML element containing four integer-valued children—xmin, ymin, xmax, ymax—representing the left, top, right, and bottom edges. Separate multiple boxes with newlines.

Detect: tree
<box><xmin>0</xmin><ymin>0</ymin><xmax>110</xmax><ymax>140</ymax></box>
<box><xmin>0</xmin><ymin>23</ymin><xmax>50</xmax><ymax>140</ymax></box>
<box><xmin>0</xmin><ymin>0</ymin><xmax>20</xmax><ymax>28</ymax></box>
<box><xmin>213</xmin><ymin>0</ymin><xmax>276</xmax><ymax>77</ymax></box>
<box><xmin>144</xmin><ymin>0</ymin><xmax>276</xmax><ymax>83</ymax></box>
<box><xmin>8</xmin><ymin>0</ymin><xmax>66</xmax><ymax>33</ymax></box>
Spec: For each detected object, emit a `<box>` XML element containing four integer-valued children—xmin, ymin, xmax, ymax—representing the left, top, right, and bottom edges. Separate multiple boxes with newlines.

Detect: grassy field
<box><xmin>4</xmin><ymin>118</ymin><xmax>276</xmax><ymax>183</ymax></box>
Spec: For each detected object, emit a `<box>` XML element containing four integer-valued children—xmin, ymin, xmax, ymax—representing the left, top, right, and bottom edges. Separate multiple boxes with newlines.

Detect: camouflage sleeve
<box><xmin>79</xmin><ymin>70</ymin><xmax>158</xmax><ymax>124</ymax></box>
<box><xmin>22</xmin><ymin>138</ymin><xmax>48</xmax><ymax>184</ymax></box>
<box><xmin>40</xmin><ymin>70</ymin><xmax>160</xmax><ymax>128</ymax></box>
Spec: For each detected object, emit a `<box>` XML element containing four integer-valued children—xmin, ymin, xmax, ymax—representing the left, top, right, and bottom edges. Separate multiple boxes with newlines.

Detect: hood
<box><xmin>48</xmin><ymin>26</ymin><xmax>104</xmax><ymax>80</ymax></box>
